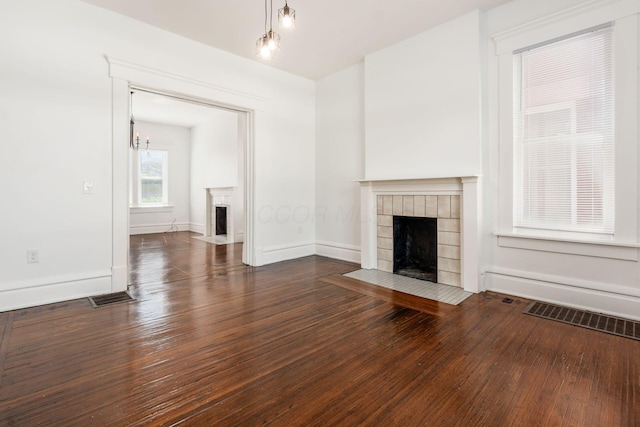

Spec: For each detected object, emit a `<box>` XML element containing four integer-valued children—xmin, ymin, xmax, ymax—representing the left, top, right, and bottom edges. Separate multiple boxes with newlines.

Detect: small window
<box><xmin>131</xmin><ymin>150</ymin><xmax>168</xmax><ymax>206</ymax></box>
<box><xmin>513</xmin><ymin>25</ymin><xmax>614</xmax><ymax>236</ymax></box>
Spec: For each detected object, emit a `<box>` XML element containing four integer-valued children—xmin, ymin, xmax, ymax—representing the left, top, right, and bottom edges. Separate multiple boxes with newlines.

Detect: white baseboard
<box><xmin>259</xmin><ymin>241</ymin><xmax>360</xmax><ymax>266</ymax></box>
<box><xmin>111</xmin><ymin>265</ymin><xmax>128</xmax><ymax>293</ymax></box>
<box><xmin>315</xmin><ymin>241</ymin><xmax>361</xmax><ymax>263</ymax></box>
<box><xmin>261</xmin><ymin>242</ymin><xmax>315</xmax><ymax>265</ymax></box>
<box><xmin>484</xmin><ymin>268</ymin><xmax>640</xmax><ymax>321</ymax></box>
<box><xmin>130</xmin><ymin>222</ymin><xmax>191</xmax><ymax>235</ymax></box>
<box><xmin>189</xmin><ymin>223</ymin><xmax>205</xmax><ymax>235</ymax></box>
<box><xmin>0</xmin><ymin>273</ymin><xmax>112</xmax><ymax>313</ymax></box>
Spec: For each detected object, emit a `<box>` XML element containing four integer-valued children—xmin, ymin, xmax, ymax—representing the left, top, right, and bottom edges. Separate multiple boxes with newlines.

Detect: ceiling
<box><xmin>82</xmin><ymin>0</ymin><xmax>513</xmax><ymax>81</ymax></box>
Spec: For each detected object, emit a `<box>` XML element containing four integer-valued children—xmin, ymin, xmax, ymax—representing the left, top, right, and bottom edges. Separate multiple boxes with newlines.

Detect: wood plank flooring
<box><xmin>0</xmin><ymin>231</ymin><xmax>638</xmax><ymax>426</ymax></box>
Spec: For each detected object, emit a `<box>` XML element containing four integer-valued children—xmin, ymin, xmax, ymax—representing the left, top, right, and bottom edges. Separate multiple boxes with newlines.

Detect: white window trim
<box><xmin>130</xmin><ymin>149</ymin><xmax>170</xmax><ymax>208</ymax></box>
<box><xmin>492</xmin><ymin>0</ymin><xmax>639</xmax><ymax>55</ymax></box>
<box><xmin>493</xmin><ymin>2</ymin><xmax>639</xmax><ymax>258</ymax></box>
<box><xmin>513</xmin><ymin>27</ymin><xmax>615</xmax><ymax>236</ymax></box>
<box><xmin>129</xmin><ymin>205</ymin><xmax>175</xmax><ymax>214</ymax></box>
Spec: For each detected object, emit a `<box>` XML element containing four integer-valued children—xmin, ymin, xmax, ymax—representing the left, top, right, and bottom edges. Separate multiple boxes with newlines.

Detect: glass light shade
<box><xmin>256</xmin><ymin>34</ymin><xmax>273</xmax><ymax>60</ymax></box>
<box><xmin>278</xmin><ymin>4</ymin><xmax>295</xmax><ymax>29</ymax></box>
<box><xmin>266</xmin><ymin>29</ymin><xmax>281</xmax><ymax>52</ymax></box>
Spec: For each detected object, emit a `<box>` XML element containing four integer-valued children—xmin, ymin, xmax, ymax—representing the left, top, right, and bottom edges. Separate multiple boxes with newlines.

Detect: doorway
<box><xmin>109</xmin><ymin>57</ymin><xmax>262</xmax><ymax>293</ymax></box>
<box><xmin>128</xmin><ymin>88</ymin><xmax>247</xmax><ymax>249</ymax></box>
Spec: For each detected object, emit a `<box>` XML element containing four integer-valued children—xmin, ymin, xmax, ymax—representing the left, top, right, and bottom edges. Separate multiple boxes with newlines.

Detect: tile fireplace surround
<box><xmin>377</xmin><ymin>194</ymin><xmax>461</xmax><ymax>286</ymax></box>
<box><xmin>359</xmin><ymin>177</ymin><xmax>481</xmax><ymax>293</ymax></box>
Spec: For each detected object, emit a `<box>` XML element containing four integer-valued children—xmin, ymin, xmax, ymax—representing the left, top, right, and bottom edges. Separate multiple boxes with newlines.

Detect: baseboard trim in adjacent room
<box><xmin>315</xmin><ymin>241</ymin><xmax>361</xmax><ymax>264</ymax></box>
<box><xmin>484</xmin><ymin>268</ymin><xmax>640</xmax><ymax>321</ymax></box>
<box><xmin>129</xmin><ymin>222</ymin><xmax>191</xmax><ymax>235</ymax></box>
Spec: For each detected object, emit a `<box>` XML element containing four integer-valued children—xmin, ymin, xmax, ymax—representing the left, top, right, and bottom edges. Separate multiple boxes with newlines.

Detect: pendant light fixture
<box><xmin>278</xmin><ymin>1</ymin><xmax>295</xmax><ymax>29</ymax></box>
<box><xmin>130</xmin><ymin>91</ymin><xmax>150</xmax><ymax>151</ymax></box>
<box><xmin>256</xmin><ymin>0</ymin><xmax>280</xmax><ymax>60</ymax></box>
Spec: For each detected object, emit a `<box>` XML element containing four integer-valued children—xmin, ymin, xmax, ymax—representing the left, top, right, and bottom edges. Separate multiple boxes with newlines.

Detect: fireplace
<box><xmin>205</xmin><ymin>187</ymin><xmax>236</xmax><ymax>244</ymax></box>
<box><xmin>359</xmin><ymin>176</ymin><xmax>481</xmax><ymax>293</ymax></box>
<box><xmin>393</xmin><ymin>216</ymin><xmax>437</xmax><ymax>282</ymax></box>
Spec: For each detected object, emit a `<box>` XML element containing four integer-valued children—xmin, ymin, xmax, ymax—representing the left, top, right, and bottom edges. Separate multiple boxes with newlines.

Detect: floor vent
<box><xmin>524</xmin><ymin>301</ymin><xmax>640</xmax><ymax>341</ymax></box>
<box><xmin>89</xmin><ymin>291</ymin><xmax>135</xmax><ymax>308</ymax></box>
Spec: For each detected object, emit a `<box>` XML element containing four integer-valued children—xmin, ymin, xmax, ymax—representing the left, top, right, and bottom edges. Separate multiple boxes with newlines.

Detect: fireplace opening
<box><xmin>215</xmin><ymin>206</ymin><xmax>227</xmax><ymax>236</ymax></box>
<box><xmin>393</xmin><ymin>216</ymin><xmax>437</xmax><ymax>283</ymax></box>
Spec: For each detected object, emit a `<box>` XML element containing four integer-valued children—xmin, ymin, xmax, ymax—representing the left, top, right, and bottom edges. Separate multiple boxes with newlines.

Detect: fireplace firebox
<box><xmin>393</xmin><ymin>216</ymin><xmax>437</xmax><ymax>282</ymax></box>
<box><xmin>215</xmin><ymin>206</ymin><xmax>227</xmax><ymax>236</ymax></box>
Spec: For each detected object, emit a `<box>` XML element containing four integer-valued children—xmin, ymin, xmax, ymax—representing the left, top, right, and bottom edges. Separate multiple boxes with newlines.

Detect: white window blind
<box><xmin>513</xmin><ymin>24</ymin><xmax>614</xmax><ymax>235</ymax></box>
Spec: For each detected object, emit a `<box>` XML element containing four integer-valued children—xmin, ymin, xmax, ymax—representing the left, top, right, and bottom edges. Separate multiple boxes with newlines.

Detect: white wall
<box><xmin>315</xmin><ymin>63</ymin><xmax>365</xmax><ymax>263</ymax></box>
<box><xmin>129</xmin><ymin>121</ymin><xmax>191</xmax><ymax>235</ymax></box>
<box><xmin>364</xmin><ymin>10</ymin><xmax>483</xmax><ymax>180</ymax></box>
<box><xmin>254</xmin><ymin>87</ymin><xmax>317</xmax><ymax>264</ymax></box>
<box><xmin>190</xmin><ymin>110</ymin><xmax>239</xmax><ymax>233</ymax></box>
<box><xmin>0</xmin><ymin>0</ymin><xmax>315</xmax><ymax>311</ymax></box>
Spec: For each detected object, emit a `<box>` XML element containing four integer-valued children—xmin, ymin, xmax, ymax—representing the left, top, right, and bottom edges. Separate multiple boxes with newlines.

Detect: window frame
<box><xmin>512</xmin><ymin>26</ymin><xmax>615</xmax><ymax>237</ymax></box>
<box><xmin>493</xmin><ymin>5</ymin><xmax>639</xmax><ymax>258</ymax></box>
<box><xmin>130</xmin><ymin>149</ymin><xmax>170</xmax><ymax>208</ymax></box>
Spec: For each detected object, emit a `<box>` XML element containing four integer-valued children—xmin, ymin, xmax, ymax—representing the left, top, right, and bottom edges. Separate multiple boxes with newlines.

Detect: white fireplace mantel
<box><xmin>358</xmin><ymin>176</ymin><xmax>482</xmax><ymax>293</ymax></box>
<box><xmin>205</xmin><ymin>187</ymin><xmax>237</xmax><ymax>243</ymax></box>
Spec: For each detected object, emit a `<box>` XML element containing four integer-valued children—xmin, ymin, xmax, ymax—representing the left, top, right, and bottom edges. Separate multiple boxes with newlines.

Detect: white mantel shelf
<box><xmin>358</xmin><ymin>176</ymin><xmax>482</xmax><ymax>294</ymax></box>
<box><xmin>357</xmin><ymin>175</ymin><xmax>481</xmax><ymax>183</ymax></box>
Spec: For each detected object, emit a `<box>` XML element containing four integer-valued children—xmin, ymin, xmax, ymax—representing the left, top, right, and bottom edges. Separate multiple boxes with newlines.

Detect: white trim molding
<box><xmin>190</xmin><ymin>223</ymin><xmax>206</xmax><ymax>235</ymax></box>
<box><xmin>483</xmin><ymin>266</ymin><xmax>640</xmax><ymax>321</ymax></box>
<box><xmin>496</xmin><ymin>233</ymin><xmax>640</xmax><ymax>261</ymax></box>
<box><xmin>315</xmin><ymin>241</ymin><xmax>361</xmax><ymax>264</ymax></box>
<box><xmin>492</xmin><ymin>0</ymin><xmax>640</xmax><ymax>54</ymax></box>
<box><xmin>261</xmin><ymin>242</ymin><xmax>316</xmax><ymax>265</ymax></box>
<box><xmin>0</xmin><ymin>272</ymin><xmax>112</xmax><ymax>312</ymax></box>
<box><xmin>107</xmin><ymin>56</ymin><xmax>268</xmax><ymax>106</ymax></box>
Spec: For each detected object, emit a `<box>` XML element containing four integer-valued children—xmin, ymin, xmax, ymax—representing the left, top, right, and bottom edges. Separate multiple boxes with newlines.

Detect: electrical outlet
<box><xmin>27</xmin><ymin>249</ymin><xmax>39</xmax><ymax>263</ymax></box>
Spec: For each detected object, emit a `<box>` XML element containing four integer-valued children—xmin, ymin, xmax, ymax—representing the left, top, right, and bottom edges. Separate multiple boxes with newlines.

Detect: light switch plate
<box><xmin>83</xmin><ymin>181</ymin><xmax>94</xmax><ymax>194</ymax></box>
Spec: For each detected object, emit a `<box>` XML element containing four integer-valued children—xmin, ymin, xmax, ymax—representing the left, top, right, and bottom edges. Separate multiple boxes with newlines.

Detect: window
<box><xmin>513</xmin><ymin>25</ymin><xmax>614</xmax><ymax>236</ymax></box>
<box><xmin>131</xmin><ymin>150</ymin><xmax>169</xmax><ymax>206</ymax></box>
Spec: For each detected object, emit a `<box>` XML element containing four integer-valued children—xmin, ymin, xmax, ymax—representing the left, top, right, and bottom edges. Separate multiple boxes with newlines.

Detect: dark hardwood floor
<box><xmin>0</xmin><ymin>231</ymin><xmax>638</xmax><ymax>426</ymax></box>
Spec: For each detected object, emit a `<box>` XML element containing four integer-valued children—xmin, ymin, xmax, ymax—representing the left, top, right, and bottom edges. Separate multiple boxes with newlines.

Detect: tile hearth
<box><xmin>345</xmin><ymin>269</ymin><xmax>472</xmax><ymax>305</ymax></box>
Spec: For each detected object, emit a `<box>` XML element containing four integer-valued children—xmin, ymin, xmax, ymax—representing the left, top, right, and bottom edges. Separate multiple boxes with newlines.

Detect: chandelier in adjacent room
<box><xmin>130</xmin><ymin>91</ymin><xmax>150</xmax><ymax>151</ymax></box>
